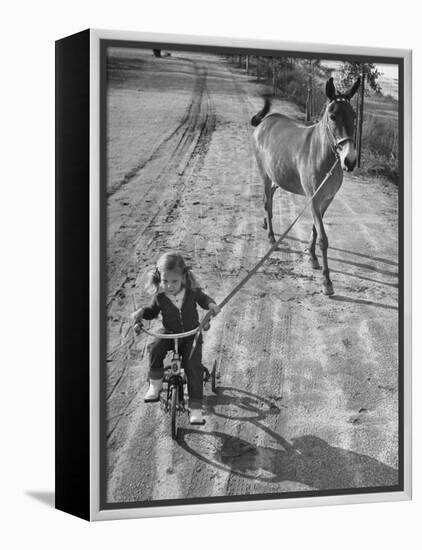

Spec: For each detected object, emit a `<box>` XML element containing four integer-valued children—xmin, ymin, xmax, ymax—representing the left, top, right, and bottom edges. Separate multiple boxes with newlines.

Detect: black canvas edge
<box><xmin>55</xmin><ymin>28</ymin><xmax>91</xmax><ymax>521</ymax></box>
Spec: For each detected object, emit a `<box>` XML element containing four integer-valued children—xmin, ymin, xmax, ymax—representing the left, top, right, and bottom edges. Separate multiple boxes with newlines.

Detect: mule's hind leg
<box><xmin>308</xmin><ymin>224</ymin><xmax>320</xmax><ymax>269</ymax></box>
<box><xmin>264</xmin><ymin>182</ymin><xmax>277</xmax><ymax>243</ymax></box>
<box><xmin>262</xmin><ymin>178</ymin><xmax>276</xmax><ymax>243</ymax></box>
<box><xmin>256</xmin><ymin>154</ymin><xmax>276</xmax><ymax>241</ymax></box>
<box><xmin>262</xmin><ymin>189</ymin><xmax>268</xmax><ymax>230</ymax></box>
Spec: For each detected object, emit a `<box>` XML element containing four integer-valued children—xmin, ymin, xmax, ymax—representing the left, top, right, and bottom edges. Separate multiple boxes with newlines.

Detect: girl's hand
<box><xmin>209</xmin><ymin>303</ymin><xmax>221</xmax><ymax>316</ymax></box>
<box><xmin>132</xmin><ymin>307</ymin><xmax>144</xmax><ymax>325</ymax></box>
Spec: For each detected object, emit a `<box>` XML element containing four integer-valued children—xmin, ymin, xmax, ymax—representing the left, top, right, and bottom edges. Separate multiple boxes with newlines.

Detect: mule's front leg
<box><xmin>318</xmin><ymin>233</ymin><xmax>333</xmax><ymax>295</ymax></box>
<box><xmin>308</xmin><ymin>225</ymin><xmax>320</xmax><ymax>269</ymax></box>
<box><xmin>312</xmin><ymin>209</ymin><xmax>333</xmax><ymax>295</ymax></box>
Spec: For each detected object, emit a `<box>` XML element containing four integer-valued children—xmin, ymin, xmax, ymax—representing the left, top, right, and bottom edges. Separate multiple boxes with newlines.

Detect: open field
<box><xmin>365</xmin><ymin>94</ymin><xmax>398</xmax><ymax>120</ymax></box>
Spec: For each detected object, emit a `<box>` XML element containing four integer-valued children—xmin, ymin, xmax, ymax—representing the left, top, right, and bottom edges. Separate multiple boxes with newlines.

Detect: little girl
<box><xmin>132</xmin><ymin>252</ymin><xmax>220</xmax><ymax>425</ymax></box>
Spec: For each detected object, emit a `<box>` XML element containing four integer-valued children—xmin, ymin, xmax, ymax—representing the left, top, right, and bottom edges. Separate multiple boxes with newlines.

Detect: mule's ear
<box><xmin>346</xmin><ymin>78</ymin><xmax>361</xmax><ymax>99</ymax></box>
<box><xmin>326</xmin><ymin>77</ymin><xmax>336</xmax><ymax>100</ymax></box>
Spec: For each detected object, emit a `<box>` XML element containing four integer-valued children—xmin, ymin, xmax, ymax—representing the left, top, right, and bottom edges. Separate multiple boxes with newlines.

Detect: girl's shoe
<box><xmin>190</xmin><ymin>408</ymin><xmax>205</xmax><ymax>425</ymax></box>
<box><xmin>144</xmin><ymin>379</ymin><xmax>163</xmax><ymax>402</ymax></box>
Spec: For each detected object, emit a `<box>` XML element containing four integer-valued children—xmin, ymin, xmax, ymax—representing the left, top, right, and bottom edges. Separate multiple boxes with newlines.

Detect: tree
<box><xmin>339</xmin><ymin>62</ymin><xmax>381</xmax><ymax>167</ymax></box>
<box><xmin>339</xmin><ymin>62</ymin><xmax>381</xmax><ymax>94</ymax></box>
<box><xmin>300</xmin><ymin>59</ymin><xmax>330</xmax><ymax>122</ymax></box>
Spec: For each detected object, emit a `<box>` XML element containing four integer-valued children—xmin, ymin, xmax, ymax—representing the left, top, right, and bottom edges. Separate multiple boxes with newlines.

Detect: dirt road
<box><xmin>105</xmin><ymin>49</ymin><xmax>399</xmax><ymax>504</ymax></box>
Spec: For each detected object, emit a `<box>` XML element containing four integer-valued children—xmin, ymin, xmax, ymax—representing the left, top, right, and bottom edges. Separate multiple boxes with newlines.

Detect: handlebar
<box><xmin>136</xmin><ymin>325</ymin><xmax>200</xmax><ymax>339</ymax></box>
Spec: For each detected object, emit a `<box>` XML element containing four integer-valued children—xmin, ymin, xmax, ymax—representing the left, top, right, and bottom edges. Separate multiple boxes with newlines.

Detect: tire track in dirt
<box><xmin>107</xmin><ymin>59</ymin><xmax>215</xmax><ymax>360</ymax></box>
<box><xmin>107</xmin><ymin>61</ymin><xmax>215</xmax><ymax>299</ymax></box>
<box><xmin>106</xmin><ymin>59</ymin><xmax>218</xmax><ymax>500</ymax></box>
<box><xmin>108</xmin><ymin>61</ymin><xmax>210</xmax><ymax>198</ymax></box>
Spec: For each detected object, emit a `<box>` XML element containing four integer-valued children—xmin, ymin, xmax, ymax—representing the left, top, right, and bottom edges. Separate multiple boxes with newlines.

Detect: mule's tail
<box><xmin>251</xmin><ymin>96</ymin><xmax>271</xmax><ymax>127</ymax></box>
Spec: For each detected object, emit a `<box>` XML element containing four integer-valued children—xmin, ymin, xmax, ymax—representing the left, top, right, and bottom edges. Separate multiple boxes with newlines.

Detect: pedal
<box><xmin>202</xmin><ymin>365</ymin><xmax>210</xmax><ymax>382</ymax></box>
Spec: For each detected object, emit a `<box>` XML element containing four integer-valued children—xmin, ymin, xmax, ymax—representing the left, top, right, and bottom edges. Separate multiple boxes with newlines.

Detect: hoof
<box><xmin>309</xmin><ymin>257</ymin><xmax>321</xmax><ymax>270</ymax></box>
<box><xmin>263</xmin><ymin>219</ymin><xmax>268</xmax><ymax>230</ymax></box>
<box><xmin>323</xmin><ymin>282</ymin><xmax>334</xmax><ymax>296</ymax></box>
<box><xmin>269</xmin><ymin>234</ymin><xmax>276</xmax><ymax>244</ymax></box>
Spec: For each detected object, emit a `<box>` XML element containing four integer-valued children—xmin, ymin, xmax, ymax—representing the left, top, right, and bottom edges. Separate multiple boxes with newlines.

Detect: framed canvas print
<box><xmin>55</xmin><ymin>29</ymin><xmax>412</xmax><ymax>521</ymax></box>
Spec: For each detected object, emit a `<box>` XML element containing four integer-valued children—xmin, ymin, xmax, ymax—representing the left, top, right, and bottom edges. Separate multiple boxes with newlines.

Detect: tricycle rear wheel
<box><xmin>170</xmin><ymin>386</ymin><xmax>178</xmax><ymax>440</ymax></box>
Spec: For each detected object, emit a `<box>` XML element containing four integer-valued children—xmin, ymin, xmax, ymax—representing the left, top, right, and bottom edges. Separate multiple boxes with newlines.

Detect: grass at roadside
<box><xmin>359</xmin><ymin>114</ymin><xmax>399</xmax><ymax>183</ymax></box>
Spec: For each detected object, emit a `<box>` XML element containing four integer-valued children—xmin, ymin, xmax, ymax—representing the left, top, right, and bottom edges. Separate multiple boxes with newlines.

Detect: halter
<box><xmin>324</xmin><ymin>97</ymin><xmax>355</xmax><ymax>158</ymax></box>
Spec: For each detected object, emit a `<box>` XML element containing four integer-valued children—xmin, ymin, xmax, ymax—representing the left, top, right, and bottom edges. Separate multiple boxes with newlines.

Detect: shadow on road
<box><xmin>285</xmin><ymin>235</ymin><xmax>398</xmax><ymax>267</ymax></box>
<box><xmin>25</xmin><ymin>491</ymin><xmax>55</xmax><ymax>508</ymax></box>
<box><xmin>275</xmin><ymin>244</ymin><xmax>398</xmax><ymax>279</ymax></box>
<box><xmin>177</xmin><ymin>387</ymin><xmax>398</xmax><ymax>491</ymax></box>
<box><xmin>178</xmin><ymin>428</ymin><xmax>398</xmax><ymax>490</ymax></box>
<box><xmin>204</xmin><ymin>386</ymin><xmax>281</xmax><ymax>422</ymax></box>
<box><xmin>329</xmin><ymin>294</ymin><xmax>398</xmax><ymax>311</ymax></box>
<box><xmin>329</xmin><ymin>267</ymin><xmax>398</xmax><ymax>288</ymax></box>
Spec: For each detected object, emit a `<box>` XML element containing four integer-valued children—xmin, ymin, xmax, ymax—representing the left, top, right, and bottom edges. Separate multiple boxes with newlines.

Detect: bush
<box><xmin>362</xmin><ymin>115</ymin><xmax>398</xmax><ymax>159</ymax></box>
<box><xmin>359</xmin><ymin>154</ymin><xmax>399</xmax><ymax>183</ymax></box>
<box><xmin>277</xmin><ymin>67</ymin><xmax>307</xmax><ymax>107</ymax></box>
<box><xmin>359</xmin><ymin>116</ymin><xmax>399</xmax><ymax>184</ymax></box>
<box><xmin>275</xmin><ymin>68</ymin><xmax>326</xmax><ymax>117</ymax></box>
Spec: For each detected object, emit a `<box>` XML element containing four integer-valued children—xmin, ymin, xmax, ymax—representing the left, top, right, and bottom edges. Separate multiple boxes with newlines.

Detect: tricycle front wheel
<box><xmin>211</xmin><ymin>360</ymin><xmax>218</xmax><ymax>394</ymax></box>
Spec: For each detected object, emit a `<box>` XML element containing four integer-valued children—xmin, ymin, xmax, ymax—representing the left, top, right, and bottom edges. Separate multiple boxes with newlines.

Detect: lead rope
<box><xmin>325</xmin><ymin>119</ymin><xmax>341</xmax><ymax>158</ymax></box>
<box><xmin>189</xmin><ymin>157</ymin><xmax>340</xmax><ymax>359</ymax></box>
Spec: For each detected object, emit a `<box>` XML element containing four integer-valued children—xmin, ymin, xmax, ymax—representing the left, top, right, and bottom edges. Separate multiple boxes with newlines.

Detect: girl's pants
<box><xmin>148</xmin><ymin>335</ymin><xmax>203</xmax><ymax>408</ymax></box>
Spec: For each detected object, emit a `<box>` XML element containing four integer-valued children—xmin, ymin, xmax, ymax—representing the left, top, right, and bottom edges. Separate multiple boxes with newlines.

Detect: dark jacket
<box><xmin>142</xmin><ymin>287</ymin><xmax>215</xmax><ymax>333</ymax></box>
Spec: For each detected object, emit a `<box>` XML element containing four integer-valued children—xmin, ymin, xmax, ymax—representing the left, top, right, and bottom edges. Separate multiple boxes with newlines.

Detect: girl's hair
<box><xmin>145</xmin><ymin>252</ymin><xmax>200</xmax><ymax>294</ymax></box>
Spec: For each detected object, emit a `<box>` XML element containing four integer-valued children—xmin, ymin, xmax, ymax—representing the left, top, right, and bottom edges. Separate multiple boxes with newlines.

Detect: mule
<box><xmin>251</xmin><ymin>77</ymin><xmax>360</xmax><ymax>295</ymax></box>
